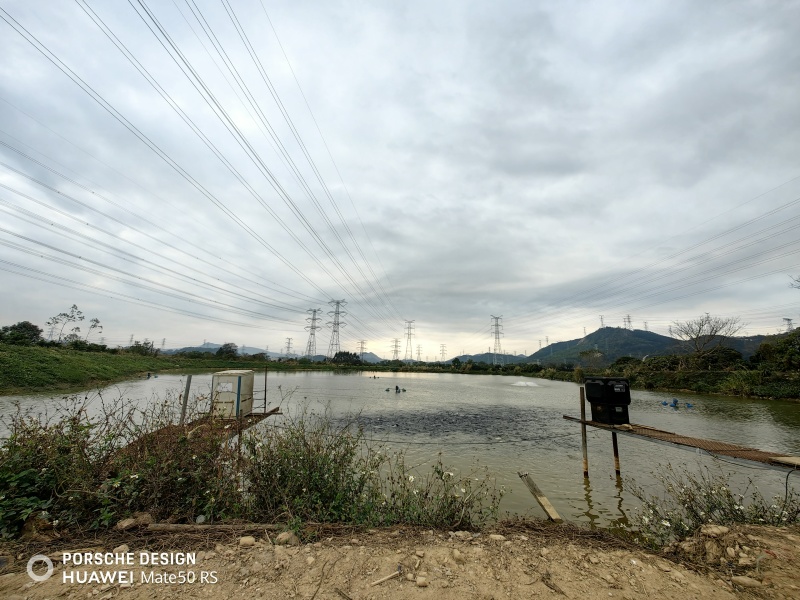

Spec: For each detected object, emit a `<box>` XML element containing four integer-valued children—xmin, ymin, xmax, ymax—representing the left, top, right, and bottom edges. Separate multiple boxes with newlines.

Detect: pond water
<box><xmin>2</xmin><ymin>370</ymin><xmax>798</xmax><ymax>528</ymax></box>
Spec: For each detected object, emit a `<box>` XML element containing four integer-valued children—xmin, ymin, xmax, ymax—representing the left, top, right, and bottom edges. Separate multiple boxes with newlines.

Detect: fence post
<box><xmin>580</xmin><ymin>386</ymin><xmax>589</xmax><ymax>478</ymax></box>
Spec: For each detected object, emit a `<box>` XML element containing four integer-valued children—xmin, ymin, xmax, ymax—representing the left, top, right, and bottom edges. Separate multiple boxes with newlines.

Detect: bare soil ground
<box><xmin>1</xmin><ymin>522</ymin><xmax>798</xmax><ymax>600</ymax></box>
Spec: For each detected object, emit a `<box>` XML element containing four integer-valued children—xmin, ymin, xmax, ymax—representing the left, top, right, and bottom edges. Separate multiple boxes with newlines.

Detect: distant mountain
<box><xmin>359</xmin><ymin>352</ymin><xmax>383</xmax><ymax>364</ymax></box>
<box><xmin>526</xmin><ymin>327</ymin><xmax>676</xmax><ymax>365</ymax></box>
<box><xmin>724</xmin><ymin>335</ymin><xmax>770</xmax><ymax>358</ymax></box>
<box><xmin>162</xmin><ymin>342</ymin><xmax>220</xmax><ymax>355</ymax></box>
<box><xmin>450</xmin><ymin>352</ymin><xmax>529</xmax><ymax>365</ymax></box>
<box><xmin>526</xmin><ymin>326</ymin><xmax>768</xmax><ymax>365</ymax></box>
<box><xmin>162</xmin><ymin>329</ymin><xmax>770</xmax><ymax>366</ymax></box>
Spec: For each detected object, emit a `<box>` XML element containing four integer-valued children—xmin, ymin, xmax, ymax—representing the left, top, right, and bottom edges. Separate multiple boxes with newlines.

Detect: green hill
<box><xmin>528</xmin><ymin>326</ymin><xmax>769</xmax><ymax>366</ymax></box>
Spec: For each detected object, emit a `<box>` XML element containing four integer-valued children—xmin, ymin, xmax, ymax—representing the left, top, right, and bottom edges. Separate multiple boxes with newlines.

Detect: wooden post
<box><xmin>179</xmin><ymin>374</ymin><xmax>192</xmax><ymax>426</ymax></box>
<box><xmin>612</xmin><ymin>431</ymin><xmax>621</xmax><ymax>476</ymax></box>
<box><xmin>580</xmin><ymin>386</ymin><xmax>589</xmax><ymax>478</ymax></box>
<box><xmin>264</xmin><ymin>355</ymin><xmax>269</xmax><ymax>412</ymax></box>
<box><xmin>518</xmin><ymin>472</ymin><xmax>563</xmax><ymax>522</ymax></box>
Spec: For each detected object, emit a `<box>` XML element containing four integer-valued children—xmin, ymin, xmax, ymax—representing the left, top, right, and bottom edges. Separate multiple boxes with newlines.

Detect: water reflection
<box><xmin>582</xmin><ymin>478</ymin><xmax>599</xmax><ymax>528</ymax></box>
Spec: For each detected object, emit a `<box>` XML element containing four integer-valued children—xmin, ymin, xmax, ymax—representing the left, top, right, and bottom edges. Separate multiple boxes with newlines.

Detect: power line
<box><xmin>258</xmin><ymin>2</ymin><xmax>403</xmax><ymax>323</ymax></box>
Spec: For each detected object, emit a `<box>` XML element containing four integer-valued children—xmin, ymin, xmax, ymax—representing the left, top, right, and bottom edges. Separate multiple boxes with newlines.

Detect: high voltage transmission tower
<box><xmin>403</xmin><ymin>320</ymin><xmax>415</xmax><ymax>360</ymax></box>
<box><xmin>491</xmin><ymin>315</ymin><xmax>503</xmax><ymax>365</ymax></box>
<box><xmin>304</xmin><ymin>308</ymin><xmax>321</xmax><ymax>359</ymax></box>
<box><xmin>643</xmin><ymin>321</ymin><xmax>649</xmax><ymax>331</ymax></box>
<box><xmin>391</xmin><ymin>338</ymin><xmax>401</xmax><ymax>361</ymax></box>
<box><xmin>326</xmin><ymin>300</ymin><xmax>347</xmax><ymax>358</ymax></box>
<box><xmin>624</xmin><ymin>314</ymin><xmax>632</xmax><ymax>329</ymax></box>
<box><xmin>784</xmin><ymin>318</ymin><xmax>794</xmax><ymax>332</ymax></box>
<box><xmin>440</xmin><ymin>344</ymin><xmax>447</xmax><ymax>361</ymax></box>
<box><xmin>357</xmin><ymin>340</ymin><xmax>367</xmax><ymax>361</ymax></box>
<box><xmin>416</xmin><ymin>345</ymin><xmax>422</xmax><ymax>362</ymax></box>
<box><xmin>599</xmin><ymin>315</ymin><xmax>604</xmax><ymax>328</ymax></box>
<box><xmin>285</xmin><ymin>337</ymin><xmax>293</xmax><ymax>357</ymax></box>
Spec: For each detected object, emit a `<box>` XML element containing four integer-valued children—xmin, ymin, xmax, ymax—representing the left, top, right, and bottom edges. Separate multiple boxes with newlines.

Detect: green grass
<box><xmin>0</xmin><ymin>344</ymin><xmax>354</xmax><ymax>394</ymax></box>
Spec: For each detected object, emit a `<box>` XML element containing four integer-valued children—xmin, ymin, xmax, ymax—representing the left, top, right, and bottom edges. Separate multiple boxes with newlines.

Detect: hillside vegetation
<box><xmin>0</xmin><ymin>344</ymin><xmax>329</xmax><ymax>394</ymax></box>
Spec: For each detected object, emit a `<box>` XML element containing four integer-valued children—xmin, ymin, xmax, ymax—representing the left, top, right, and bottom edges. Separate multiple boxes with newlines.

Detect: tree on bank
<box><xmin>669</xmin><ymin>314</ymin><xmax>745</xmax><ymax>354</ymax></box>
<box><xmin>330</xmin><ymin>351</ymin><xmax>362</xmax><ymax>365</ymax></box>
<box><xmin>216</xmin><ymin>343</ymin><xmax>238</xmax><ymax>358</ymax></box>
<box><xmin>46</xmin><ymin>304</ymin><xmax>83</xmax><ymax>342</ymax></box>
<box><xmin>0</xmin><ymin>321</ymin><xmax>43</xmax><ymax>345</ymax></box>
<box><xmin>44</xmin><ymin>305</ymin><xmax>102</xmax><ymax>344</ymax></box>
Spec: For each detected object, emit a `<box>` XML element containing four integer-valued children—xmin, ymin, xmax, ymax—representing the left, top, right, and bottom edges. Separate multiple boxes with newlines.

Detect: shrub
<box><xmin>243</xmin><ymin>406</ymin><xmax>503</xmax><ymax>529</ymax></box>
<box><xmin>0</xmin><ymin>400</ymin><xmax>116</xmax><ymax>535</ymax></box>
<box><xmin>0</xmin><ymin>395</ymin><xmax>504</xmax><ymax>538</ymax></box>
<box><xmin>719</xmin><ymin>370</ymin><xmax>763</xmax><ymax>396</ymax></box>
<box><xmin>626</xmin><ymin>464</ymin><xmax>800</xmax><ymax>549</ymax></box>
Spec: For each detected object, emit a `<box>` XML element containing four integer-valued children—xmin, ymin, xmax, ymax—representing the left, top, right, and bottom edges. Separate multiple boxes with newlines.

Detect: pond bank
<box><xmin>1</xmin><ymin>522</ymin><xmax>796</xmax><ymax>599</ymax></box>
<box><xmin>2</xmin><ymin>343</ymin><xmax>798</xmax><ymax>401</ymax></box>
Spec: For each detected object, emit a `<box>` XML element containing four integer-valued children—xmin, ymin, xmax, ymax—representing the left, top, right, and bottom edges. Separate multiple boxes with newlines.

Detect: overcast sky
<box><xmin>1</xmin><ymin>0</ymin><xmax>799</xmax><ymax>359</ymax></box>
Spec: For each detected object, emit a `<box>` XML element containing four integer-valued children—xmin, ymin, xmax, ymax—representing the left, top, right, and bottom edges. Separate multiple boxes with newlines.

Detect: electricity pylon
<box><xmin>416</xmin><ymin>344</ymin><xmax>422</xmax><ymax>362</ymax></box>
<box><xmin>357</xmin><ymin>340</ymin><xmax>367</xmax><ymax>361</ymax></box>
<box><xmin>285</xmin><ymin>337</ymin><xmax>293</xmax><ymax>357</ymax></box>
<box><xmin>403</xmin><ymin>320</ymin><xmax>415</xmax><ymax>360</ymax></box>
<box><xmin>440</xmin><ymin>343</ymin><xmax>447</xmax><ymax>361</ymax></box>
<box><xmin>391</xmin><ymin>338</ymin><xmax>401</xmax><ymax>361</ymax></box>
<box><xmin>326</xmin><ymin>300</ymin><xmax>347</xmax><ymax>358</ymax></box>
<box><xmin>491</xmin><ymin>315</ymin><xmax>503</xmax><ymax>365</ymax></box>
<box><xmin>304</xmin><ymin>308</ymin><xmax>321</xmax><ymax>359</ymax></box>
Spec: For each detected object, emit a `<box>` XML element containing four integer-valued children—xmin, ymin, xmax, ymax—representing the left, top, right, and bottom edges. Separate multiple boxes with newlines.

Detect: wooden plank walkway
<box><xmin>562</xmin><ymin>415</ymin><xmax>799</xmax><ymax>471</ymax></box>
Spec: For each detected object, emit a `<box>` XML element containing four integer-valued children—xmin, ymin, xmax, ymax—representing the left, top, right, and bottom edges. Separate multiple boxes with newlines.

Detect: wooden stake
<box><xmin>179</xmin><ymin>374</ymin><xmax>192</xmax><ymax>426</ymax></box>
<box><xmin>264</xmin><ymin>356</ymin><xmax>269</xmax><ymax>412</ymax></box>
<box><xmin>517</xmin><ymin>472</ymin><xmax>563</xmax><ymax>523</ymax></box>
<box><xmin>580</xmin><ymin>386</ymin><xmax>589</xmax><ymax>478</ymax></box>
<box><xmin>612</xmin><ymin>431</ymin><xmax>621</xmax><ymax>476</ymax></box>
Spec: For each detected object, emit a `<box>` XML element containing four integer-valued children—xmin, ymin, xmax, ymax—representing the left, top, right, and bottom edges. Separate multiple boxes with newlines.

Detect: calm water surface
<box><xmin>3</xmin><ymin>370</ymin><xmax>798</xmax><ymax>528</ymax></box>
